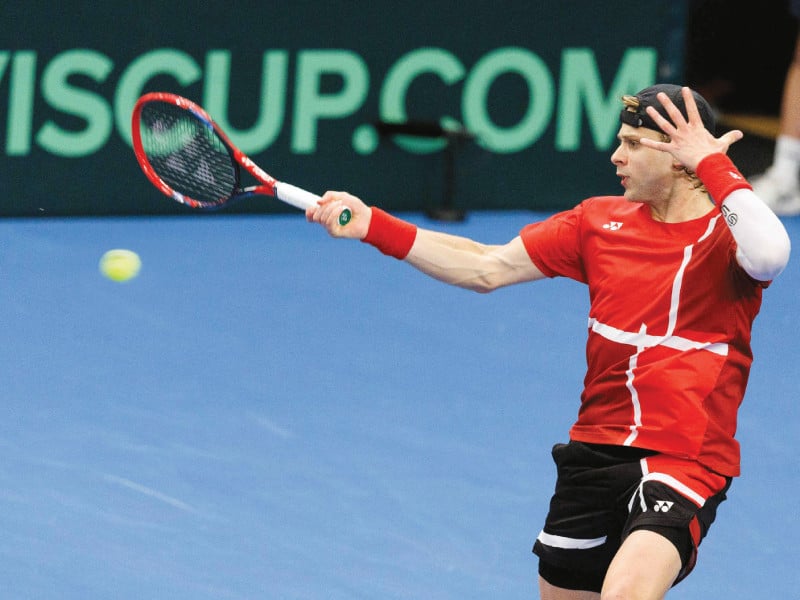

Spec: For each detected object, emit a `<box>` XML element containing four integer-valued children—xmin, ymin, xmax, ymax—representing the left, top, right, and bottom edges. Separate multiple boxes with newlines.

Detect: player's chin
<box><xmin>621</xmin><ymin>189</ymin><xmax>638</xmax><ymax>203</ymax></box>
<box><xmin>621</xmin><ymin>187</ymin><xmax>645</xmax><ymax>204</ymax></box>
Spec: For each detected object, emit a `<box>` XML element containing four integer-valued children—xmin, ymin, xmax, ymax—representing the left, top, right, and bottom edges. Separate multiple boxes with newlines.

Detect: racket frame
<box><xmin>131</xmin><ymin>92</ymin><xmax>330</xmax><ymax>215</ymax></box>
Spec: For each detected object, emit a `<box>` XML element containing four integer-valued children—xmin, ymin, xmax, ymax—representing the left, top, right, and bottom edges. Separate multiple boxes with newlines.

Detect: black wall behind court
<box><xmin>2</xmin><ymin>1</ymin><xmax>684</xmax><ymax>217</ymax></box>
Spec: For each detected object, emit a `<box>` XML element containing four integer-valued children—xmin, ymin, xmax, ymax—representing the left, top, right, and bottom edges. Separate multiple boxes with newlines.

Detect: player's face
<box><xmin>610</xmin><ymin>124</ymin><xmax>676</xmax><ymax>203</ymax></box>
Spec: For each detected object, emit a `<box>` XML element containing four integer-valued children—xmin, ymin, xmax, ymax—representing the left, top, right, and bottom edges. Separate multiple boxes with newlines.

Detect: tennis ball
<box><xmin>99</xmin><ymin>249</ymin><xmax>141</xmax><ymax>282</ymax></box>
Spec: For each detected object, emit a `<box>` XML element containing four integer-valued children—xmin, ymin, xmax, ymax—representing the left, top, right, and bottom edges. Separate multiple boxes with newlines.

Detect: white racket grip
<box><xmin>275</xmin><ymin>182</ymin><xmax>321</xmax><ymax>211</ymax></box>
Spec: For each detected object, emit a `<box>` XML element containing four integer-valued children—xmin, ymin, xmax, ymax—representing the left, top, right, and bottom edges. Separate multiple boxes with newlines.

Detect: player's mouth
<box><xmin>617</xmin><ymin>173</ymin><xmax>629</xmax><ymax>188</ymax></box>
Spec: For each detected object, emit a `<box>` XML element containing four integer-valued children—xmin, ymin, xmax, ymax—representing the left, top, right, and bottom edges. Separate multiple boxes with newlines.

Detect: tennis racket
<box><xmin>131</xmin><ymin>92</ymin><xmax>351</xmax><ymax>225</ymax></box>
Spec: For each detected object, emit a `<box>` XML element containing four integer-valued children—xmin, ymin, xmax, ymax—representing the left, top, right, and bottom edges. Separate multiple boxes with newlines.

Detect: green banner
<box><xmin>0</xmin><ymin>1</ymin><xmax>685</xmax><ymax>216</ymax></box>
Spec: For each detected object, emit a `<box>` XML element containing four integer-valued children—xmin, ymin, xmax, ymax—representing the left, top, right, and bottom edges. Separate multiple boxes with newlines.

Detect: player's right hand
<box><xmin>307</xmin><ymin>191</ymin><xmax>371</xmax><ymax>240</ymax></box>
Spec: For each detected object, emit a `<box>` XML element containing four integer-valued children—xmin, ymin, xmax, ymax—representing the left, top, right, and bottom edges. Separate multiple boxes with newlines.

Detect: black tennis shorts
<box><xmin>533</xmin><ymin>441</ymin><xmax>731</xmax><ymax>593</ymax></box>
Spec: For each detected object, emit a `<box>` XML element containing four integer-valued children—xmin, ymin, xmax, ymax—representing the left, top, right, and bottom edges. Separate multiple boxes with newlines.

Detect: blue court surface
<box><xmin>1</xmin><ymin>211</ymin><xmax>797</xmax><ymax>599</ymax></box>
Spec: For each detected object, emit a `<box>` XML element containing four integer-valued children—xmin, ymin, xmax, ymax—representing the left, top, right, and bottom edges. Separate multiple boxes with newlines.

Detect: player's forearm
<box><xmin>696</xmin><ymin>154</ymin><xmax>791</xmax><ymax>281</ymax></box>
<box><xmin>405</xmin><ymin>229</ymin><xmax>510</xmax><ymax>292</ymax></box>
<box><xmin>360</xmin><ymin>207</ymin><xmax>543</xmax><ymax>292</ymax></box>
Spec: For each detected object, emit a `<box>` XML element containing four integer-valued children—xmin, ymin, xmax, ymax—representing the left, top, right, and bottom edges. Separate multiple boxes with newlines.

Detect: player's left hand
<box><xmin>639</xmin><ymin>86</ymin><xmax>744</xmax><ymax>171</ymax></box>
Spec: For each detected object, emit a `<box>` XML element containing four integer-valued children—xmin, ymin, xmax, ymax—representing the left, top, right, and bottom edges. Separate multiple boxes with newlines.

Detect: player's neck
<box><xmin>648</xmin><ymin>186</ymin><xmax>714</xmax><ymax>223</ymax></box>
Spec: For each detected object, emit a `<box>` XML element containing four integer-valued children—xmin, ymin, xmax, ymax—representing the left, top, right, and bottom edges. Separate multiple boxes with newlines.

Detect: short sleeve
<box><xmin>520</xmin><ymin>204</ymin><xmax>587</xmax><ymax>283</ymax></box>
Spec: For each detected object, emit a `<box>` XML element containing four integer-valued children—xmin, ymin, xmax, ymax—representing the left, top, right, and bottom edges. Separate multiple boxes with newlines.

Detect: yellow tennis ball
<box><xmin>99</xmin><ymin>249</ymin><xmax>141</xmax><ymax>282</ymax></box>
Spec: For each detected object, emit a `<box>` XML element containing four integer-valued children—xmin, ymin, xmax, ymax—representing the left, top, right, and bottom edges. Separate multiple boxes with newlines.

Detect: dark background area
<box><xmin>1</xmin><ymin>1</ymin><xmax>796</xmax><ymax>216</ymax></box>
<box><xmin>685</xmin><ymin>1</ymin><xmax>799</xmax><ymax>177</ymax></box>
<box><xmin>686</xmin><ymin>0</ymin><xmax>798</xmax><ymax>115</ymax></box>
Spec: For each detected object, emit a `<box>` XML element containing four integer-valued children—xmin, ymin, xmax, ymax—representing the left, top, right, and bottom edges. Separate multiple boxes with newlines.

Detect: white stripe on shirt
<box><xmin>587</xmin><ymin>318</ymin><xmax>729</xmax><ymax>356</ymax></box>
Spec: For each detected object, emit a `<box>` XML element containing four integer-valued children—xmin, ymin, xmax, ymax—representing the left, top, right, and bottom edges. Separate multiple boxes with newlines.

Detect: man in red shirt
<box><xmin>307</xmin><ymin>86</ymin><xmax>791</xmax><ymax>599</ymax></box>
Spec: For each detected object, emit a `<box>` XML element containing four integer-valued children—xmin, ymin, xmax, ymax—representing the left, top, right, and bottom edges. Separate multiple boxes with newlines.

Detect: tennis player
<box><xmin>307</xmin><ymin>85</ymin><xmax>791</xmax><ymax>599</ymax></box>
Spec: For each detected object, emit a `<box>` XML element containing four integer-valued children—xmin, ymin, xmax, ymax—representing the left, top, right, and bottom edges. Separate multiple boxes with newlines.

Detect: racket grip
<box><xmin>275</xmin><ymin>182</ymin><xmax>320</xmax><ymax>210</ymax></box>
<box><xmin>276</xmin><ymin>182</ymin><xmax>351</xmax><ymax>226</ymax></box>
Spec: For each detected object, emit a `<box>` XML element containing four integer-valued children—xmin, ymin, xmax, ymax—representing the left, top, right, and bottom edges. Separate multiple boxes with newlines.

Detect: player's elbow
<box><xmin>457</xmin><ymin>278</ymin><xmax>494</xmax><ymax>293</ymax></box>
<box><xmin>464</xmin><ymin>272</ymin><xmax>508</xmax><ymax>293</ymax></box>
<box><xmin>469</xmin><ymin>282</ymin><xmax>497</xmax><ymax>294</ymax></box>
<box><xmin>738</xmin><ymin>231</ymin><xmax>791</xmax><ymax>281</ymax></box>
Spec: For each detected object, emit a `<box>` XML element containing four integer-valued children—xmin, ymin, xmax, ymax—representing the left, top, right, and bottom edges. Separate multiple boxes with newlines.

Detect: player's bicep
<box><xmin>483</xmin><ymin>236</ymin><xmax>547</xmax><ymax>289</ymax></box>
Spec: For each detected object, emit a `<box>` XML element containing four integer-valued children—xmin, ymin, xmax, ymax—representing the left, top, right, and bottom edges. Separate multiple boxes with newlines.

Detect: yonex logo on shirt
<box><xmin>603</xmin><ymin>221</ymin><xmax>623</xmax><ymax>231</ymax></box>
<box><xmin>653</xmin><ymin>500</ymin><xmax>674</xmax><ymax>512</ymax></box>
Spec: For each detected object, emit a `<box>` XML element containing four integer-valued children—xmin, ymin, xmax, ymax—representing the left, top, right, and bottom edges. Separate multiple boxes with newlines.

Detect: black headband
<box><xmin>619</xmin><ymin>84</ymin><xmax>716</xmax><ymax>135</ymax></box>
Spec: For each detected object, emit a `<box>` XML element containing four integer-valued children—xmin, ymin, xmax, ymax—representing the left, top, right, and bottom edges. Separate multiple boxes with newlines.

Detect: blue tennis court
<box><xmin>1</xmin><ymin>211</ymin><xmax>797</xmax><ymax>599</ymax></box>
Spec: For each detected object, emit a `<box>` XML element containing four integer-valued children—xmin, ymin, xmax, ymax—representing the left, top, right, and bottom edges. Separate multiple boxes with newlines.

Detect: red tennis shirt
<box><xmin>520</xmin><ymin>196</ymin><xmax>766</xmax><ymax>477</ymax></box>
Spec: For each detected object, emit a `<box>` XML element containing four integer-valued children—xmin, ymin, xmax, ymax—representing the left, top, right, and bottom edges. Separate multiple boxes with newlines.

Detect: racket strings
<box><xmin>139</xmin><ymin>102</ymin><xmax>237</xmax><ymax>207</ymax></box>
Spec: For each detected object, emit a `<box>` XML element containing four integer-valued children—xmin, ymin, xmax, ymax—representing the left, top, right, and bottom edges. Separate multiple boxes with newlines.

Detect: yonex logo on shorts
<box><xmin>653</xmin><ymin>500</ymin><xmax>674</xmax><ymax>512</ymax></box>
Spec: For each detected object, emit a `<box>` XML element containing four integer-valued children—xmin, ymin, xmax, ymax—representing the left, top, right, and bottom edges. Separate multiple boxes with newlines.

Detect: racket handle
<box><xmin>275</xmin><ymin>182</ymin><xmax>319</xmax><ymax>210</ymax></box>
<box><xmin>276</xmin><ymin>182</ymin><xmax>351</xmax><ymax>226</ymax></box>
